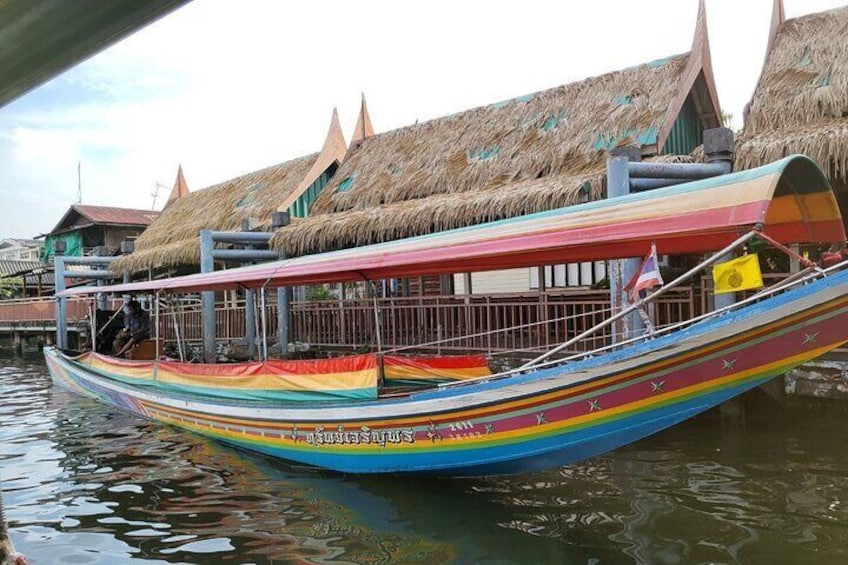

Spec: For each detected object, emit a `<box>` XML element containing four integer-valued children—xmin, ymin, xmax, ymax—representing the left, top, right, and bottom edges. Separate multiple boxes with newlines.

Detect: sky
<box><xmin>0</xmin><ymin>0</ymin><xmax>844</xmax><ymax>238</ymax></box>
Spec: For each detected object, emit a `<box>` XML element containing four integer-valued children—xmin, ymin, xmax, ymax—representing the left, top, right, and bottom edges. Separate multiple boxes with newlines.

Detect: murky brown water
<box><xmin>2</xmin><ymin>346</ymin><xmax>848</xmax><ymax>564</ymax></box>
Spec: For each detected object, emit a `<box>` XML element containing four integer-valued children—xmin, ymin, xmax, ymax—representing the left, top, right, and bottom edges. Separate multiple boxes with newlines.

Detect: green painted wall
<box><xmin>41</xmin><ymin>231</ymin><xmax>82</xmax><ymax>262</ymax></box>
<box><xmin>289</xmin><ymin>167</ymin><xmax>336</xmax><ymax>219</ymax></box>
<box><xmin>663</xmin><ymin>94</ymin><xmax>703</xmax><ymax>156</ymax></box>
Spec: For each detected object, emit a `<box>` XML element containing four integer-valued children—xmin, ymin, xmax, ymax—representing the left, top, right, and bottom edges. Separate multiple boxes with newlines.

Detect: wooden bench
<box><xmin>126</xmin><ymin>339</ymin><xmax>164</xmax><ymax>360</ymax></box>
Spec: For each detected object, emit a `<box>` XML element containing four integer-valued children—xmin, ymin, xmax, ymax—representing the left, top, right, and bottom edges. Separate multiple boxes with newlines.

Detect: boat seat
<box><xmin>126</xmin><ymin>339</ymin><xmax>164</xmax><ymax>360</ymax></box>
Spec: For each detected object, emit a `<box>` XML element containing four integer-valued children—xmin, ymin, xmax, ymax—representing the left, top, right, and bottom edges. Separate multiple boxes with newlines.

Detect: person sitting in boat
<box><xmin>113</xmin><ymin>300</ymin><xmax>151</xmax><ymax>357</ymax></box>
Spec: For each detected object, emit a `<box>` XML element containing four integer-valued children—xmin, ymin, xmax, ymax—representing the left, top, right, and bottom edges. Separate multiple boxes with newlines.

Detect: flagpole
<box><xmin>519</xmin><ymin>230</ymin><xmax>760</xmax><ymax>370</ymax></box>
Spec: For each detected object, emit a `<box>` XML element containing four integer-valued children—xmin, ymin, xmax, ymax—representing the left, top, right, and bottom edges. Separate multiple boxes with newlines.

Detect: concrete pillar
<box><xmin>200</xmin><ymin>230</ymin><xmax>216</xmax><ymax>363</ymax></box>
<box><xmin>704</xmin><ymin>128</ymin><xmax>736</xmax><ymax>312</ymax></box>
<box><xmin>277</xmin><ymin>288</ymin><xmax>290</xmax><ymax>356</ymax></box>
<box><xmin>245</xmin><ymin>289</ymin><xmax>256</xmax><ymax>359</ymax></box>
<box><xmin>273</xmin><ymin>212</ymin><xmax>292</xmax><ymax>357</ymax></box>
<box><xmin>54</xmin><ymin>255</ymin><xmax>67</xmax><ymax>349</ymax></box>
<box><xmin>13</xmin><ymin>331</ymin><xmax>23</xmax><ymax>354</ymax></box>
<box><xmin>607</xmin><ymin>148</ymin><xmax>643</xmax><ymax>342</ymax></box>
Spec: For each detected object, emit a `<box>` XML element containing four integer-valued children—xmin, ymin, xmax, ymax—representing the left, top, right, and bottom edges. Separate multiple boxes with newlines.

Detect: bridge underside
<box><xmin>0</xmin><ymin>0</ymin><xmax>190</xmax><ymax>108</ymax></box>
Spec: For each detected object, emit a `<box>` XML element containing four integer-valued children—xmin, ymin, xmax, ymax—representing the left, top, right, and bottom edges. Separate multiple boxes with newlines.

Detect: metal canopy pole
<box><xmin>369</xmin><ymin>280</ymin><xmax>385</xmax><ymax>387</ymax></box>
<box><xmin>169</xmin><ymin>295</ymin><xmax>185</xmax><ymax>362</ymax></box>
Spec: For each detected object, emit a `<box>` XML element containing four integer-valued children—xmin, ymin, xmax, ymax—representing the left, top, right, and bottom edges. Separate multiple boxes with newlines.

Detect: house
<box><xmin>270</xmin><ymin>1</ymin><xmax>723</xmax><ymax>296</ymax></box>
<box><xmin>42</xmin><ymin>204</ymin><xmax>160</xmax><ymax>262</ymax></box>
<box><xmin>736</xmin><ymin>1</ymin><xmax>848</xmax><ymax>220</ymax></box>
<box><xmin>0</xmin><ymin>238</ymin><xmax>42</xmax><ymax>261</ymax></box>
<box><xmin>113</xmin><ymin>110</ymin><xmax>347</xmax><ymax>275</ymax></box>
<box><xmin>0</xmin><ymin>259</ymin><xmax>53</xmax><ymax>297</ymax></box>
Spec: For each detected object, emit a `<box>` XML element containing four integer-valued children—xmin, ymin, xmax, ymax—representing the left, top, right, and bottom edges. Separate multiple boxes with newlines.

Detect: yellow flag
<box><xmin>713</xmin><ymin>254</ymin><xmax>764</xmax><ymax>294</ymax></box>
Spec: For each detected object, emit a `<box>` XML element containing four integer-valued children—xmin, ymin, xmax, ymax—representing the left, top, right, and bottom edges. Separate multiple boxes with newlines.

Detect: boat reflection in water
<box><xmin>3</xmin><ymin>356</ymin><xmax>848</xmax><ymax>563</ymax></box>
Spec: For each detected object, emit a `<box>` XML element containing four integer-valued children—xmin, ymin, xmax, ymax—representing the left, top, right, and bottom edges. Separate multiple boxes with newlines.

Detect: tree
<box><xmin>0</xmin><ymin>276</ymin><xmax>23</xmax><ymax>299</ymax></box>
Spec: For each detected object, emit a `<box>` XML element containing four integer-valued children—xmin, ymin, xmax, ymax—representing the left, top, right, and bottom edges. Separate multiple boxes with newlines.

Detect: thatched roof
<box><xmin>113</xmin><ymin>110</ymin><xmax>348</xmax><ymax>274</ymax></box>
<box><xmin>737</xmin><ymin>3</ymin><xmax>848</xmax><ymax>179</ymax></box>
<box><xmin>272</xmin><ymin>2</ymin><xmax>721</xmax><ymax>257</ymax></box>
<box><xmin>113</xmin><ymin>154</ymin><xmax>319</xmax><ymax>272</ymax></box>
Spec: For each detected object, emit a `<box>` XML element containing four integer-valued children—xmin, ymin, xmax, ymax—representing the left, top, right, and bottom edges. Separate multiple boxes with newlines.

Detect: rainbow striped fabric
<box><xmin>382</xmin><ymin>355</ymin><xmax>491</xmax><ymax>385</ymax></box>
<box><xmin>76</xmin><ymin>352</ymin><xmax>380</xmax><ymax>401</ymax></box>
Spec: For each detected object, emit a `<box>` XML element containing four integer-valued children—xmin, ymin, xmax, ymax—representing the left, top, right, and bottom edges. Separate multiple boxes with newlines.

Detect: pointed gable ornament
<box><xmin>744</xmin><ymin>0</ymin><xmax>785</xmax><ymax>125</ymax></box>
<box><xmin>276</xmin><ymin>108</ymin><xmax>347</xmax><ymax>213</ymax></box>
<box><xmin>766</xmin><ymin>0</ymin><xmax>786</xmax><ymax>54</ymax></box>
<box><xmin>347</xmin><ymin>93</ymin><xmax>375</xmax><ymax>156</ymax></box>
<box><xmin>164</xmin><ymin>165</ymin><xmax>190</xmax><ymax>209</ymax></box>
<box><xmin>657</xmin><ymin>0</ymin><xmax>723</xmax><ymax>151</ymax></box>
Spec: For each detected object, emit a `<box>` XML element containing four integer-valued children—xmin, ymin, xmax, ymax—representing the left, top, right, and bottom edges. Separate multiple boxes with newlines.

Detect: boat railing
<box><xmin>436</xmin><ymin>255</ymin><xmax>848</xmax><ymax>390</ymax></box>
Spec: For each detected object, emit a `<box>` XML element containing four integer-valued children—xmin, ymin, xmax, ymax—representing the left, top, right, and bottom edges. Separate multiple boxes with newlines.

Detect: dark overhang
<box><xmin>0</xmin><ymin>0</ymin><xmax>190</xmax><ymax>108</ymax></box>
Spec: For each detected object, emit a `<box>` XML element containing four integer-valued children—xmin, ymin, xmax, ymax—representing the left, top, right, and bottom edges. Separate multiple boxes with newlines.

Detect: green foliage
<box><xmin>305</xmin><ymin>284</ymin><xmax>333</xmax><ymax>301</ymax></box>
<box><xmin>0</xmin><ymin>277</ymin><xmax>23</xmax><ymax>299</ymax></box>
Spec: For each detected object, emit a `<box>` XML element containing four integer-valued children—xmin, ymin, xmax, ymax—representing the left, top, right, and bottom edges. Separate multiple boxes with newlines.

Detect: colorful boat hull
<box><xmin>45</xmin><ymin>268</ymin><xmax>848</xmax><ymax>475</ymax></box>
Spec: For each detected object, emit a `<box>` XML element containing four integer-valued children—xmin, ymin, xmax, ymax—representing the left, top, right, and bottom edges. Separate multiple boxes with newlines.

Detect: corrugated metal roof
<box><xmin>50</xmin><ymin>204</ymin><xmax>161</xmax><ymax>234</ymax></box>
<box><xmin>0</xmin><ymin>260</ymin><xmax>54</xmax><ymax>286</ymax></box>
<box><xmin>73</xmin><ymin>205</ymin><xmax>160</xmax><ymax>225</ymax></box>
<box><xmin>0</xmin><ymin>238</ymin><xmax>41</xmax><ymax>247</ymax></box>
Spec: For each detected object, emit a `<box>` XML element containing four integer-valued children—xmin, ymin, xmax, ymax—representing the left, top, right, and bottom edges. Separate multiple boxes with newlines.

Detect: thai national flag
<box><xmin>624</xmin><ymin>243</ymin><xmax>664</xmax><ymax>302</ymax></box>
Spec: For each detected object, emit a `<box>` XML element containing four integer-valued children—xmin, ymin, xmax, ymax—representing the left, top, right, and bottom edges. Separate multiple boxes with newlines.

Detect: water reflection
<box><xmin>2</xmin><ymin>349</ymin><xmax>848</xmax><ymax>564</ymax></box>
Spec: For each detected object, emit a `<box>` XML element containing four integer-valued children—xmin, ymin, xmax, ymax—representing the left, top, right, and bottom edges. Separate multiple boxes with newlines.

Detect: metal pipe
<box><xmin>629</xmin><ymin>177</ymin><xmax>685</xmax><ymax>192</ymax></box>
<box><xmin>61</xmin><ymin>256</ymin><xmax>118</xmax><ymax>265</ymax></box>
<box><xmin>627</xmin><ymin>162</ymin><xmax>727</xmax><ymax>179</ymax></box>
<box><xmin>519</xmin><ymin>230</ymin><xmax>760</xmax><ymax>370</ymax></box>
<box><xmin>210</xmin><ymin>249</ymin><xmax>279</xmax><ymax>261</ymax></box>
<box><xmin>60</xmin><ymin>270</ymin><xmax>117</xmax><ymax>280</ymax></box>
<box><xmin>208</xmin><ymin>231</ymin><xmax>274</xmax><ymax>243</ymax></box>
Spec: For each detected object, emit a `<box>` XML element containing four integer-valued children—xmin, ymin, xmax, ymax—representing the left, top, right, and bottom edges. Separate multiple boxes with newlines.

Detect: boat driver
<box><xmin>113</xmin><ymin>300</ymin><xmax>151</xmax><ymax>356</ymax></box>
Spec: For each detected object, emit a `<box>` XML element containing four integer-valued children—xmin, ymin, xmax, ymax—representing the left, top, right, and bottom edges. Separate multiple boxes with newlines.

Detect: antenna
<box><xmin>151</xmin><ymin>182</ymin><xmax>168</xmax><ymax>209</ymax></box>
<box><xmin>77</xmin><ymin>161</ymin><xmax>82</xmax><ymax>203</ymax></box>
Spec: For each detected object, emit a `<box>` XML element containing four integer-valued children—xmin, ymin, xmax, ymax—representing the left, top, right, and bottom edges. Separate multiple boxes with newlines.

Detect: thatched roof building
<box><xmin>113</xmin><ymin>110</ymin><xmax>347</xmax><ymax>273</ymax></box>
<box><xmin>271</xmin><ymin>1</ymin><xmax>723</xmax><ymax>257</ymax></box>
<box><xmin>737</xmin><ymin>1</ymin><xmax>848</xmax><ymax>189</ymax></box>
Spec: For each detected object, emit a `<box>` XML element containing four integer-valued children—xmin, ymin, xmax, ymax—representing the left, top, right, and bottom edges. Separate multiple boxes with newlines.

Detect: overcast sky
<box><xmin>0</xmin><ymin>0</ymin><xmax>844</xmax><ymax>238</ymax></box>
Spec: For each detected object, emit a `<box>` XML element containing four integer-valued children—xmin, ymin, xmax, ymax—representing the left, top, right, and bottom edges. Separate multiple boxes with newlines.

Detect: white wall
<box><xmin>454</xmin><ymin>268</ymin><xmax>530</xmax><ymax>294</ymax></box>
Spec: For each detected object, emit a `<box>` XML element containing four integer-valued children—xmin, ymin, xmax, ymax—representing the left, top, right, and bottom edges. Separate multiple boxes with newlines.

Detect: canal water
<box><xmin>2</xmin><ymin>346</ymin><xmax>848</xmax><ymax>564</ymax></box>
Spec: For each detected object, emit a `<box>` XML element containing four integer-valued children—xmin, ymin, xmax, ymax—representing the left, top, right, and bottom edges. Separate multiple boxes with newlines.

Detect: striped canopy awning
<box><xmin>63</xmin><ymin>155</ymin><xmax>845</xmax><ymax>296</ymax></box>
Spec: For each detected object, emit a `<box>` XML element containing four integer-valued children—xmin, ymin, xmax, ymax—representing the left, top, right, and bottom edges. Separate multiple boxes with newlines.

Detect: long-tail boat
<box><xmin>45</xmin><ymin>156</ymin><xmax>848</xmax><ymax>475</ymax></box>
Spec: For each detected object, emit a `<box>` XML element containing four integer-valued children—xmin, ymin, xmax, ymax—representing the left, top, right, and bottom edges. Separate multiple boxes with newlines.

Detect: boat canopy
<box><xmin>63</xmin><ymin>155</ymin><xmax>845</xmax><ymax>296</ymax></box>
